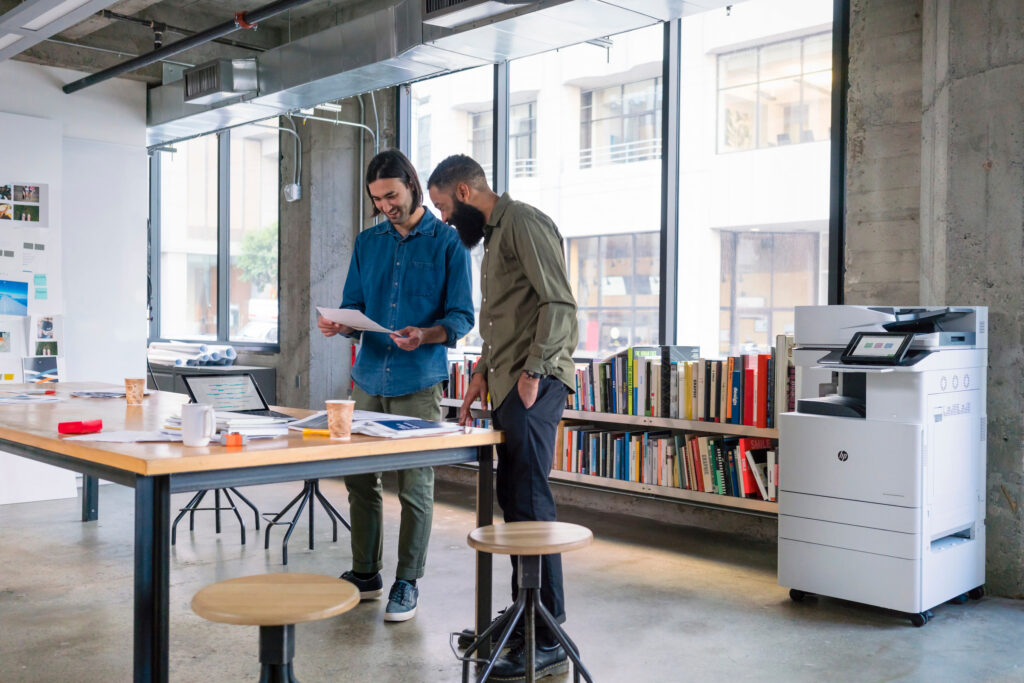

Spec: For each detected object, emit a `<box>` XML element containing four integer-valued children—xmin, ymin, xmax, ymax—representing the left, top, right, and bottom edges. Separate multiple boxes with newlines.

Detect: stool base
<box><xmin>263</xmin><ymin>479</ymin><xmax>350</xmax><ymax>565</ymax></box>
<box><xmin>457</xmin><ymin>555</ymin><xmax>593</xmax><ymax>683</ymax></box>
<box><xmin>172</xmin><ymin>487</ymin><xmax>260</xmax><ymax>546</ymax></box>
<box><xmin>259</xmin><ymin>624</ymin><xmax>298</xmax><ymax>683</ymax></box>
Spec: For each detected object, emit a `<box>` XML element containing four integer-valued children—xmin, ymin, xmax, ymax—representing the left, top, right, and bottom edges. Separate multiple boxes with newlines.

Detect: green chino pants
<box><xmin>346</xmin><ymin>382</ymin><xmax>442</xmax><ymax>581</ymax></box>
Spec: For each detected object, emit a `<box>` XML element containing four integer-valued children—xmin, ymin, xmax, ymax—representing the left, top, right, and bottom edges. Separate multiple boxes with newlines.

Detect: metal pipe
<box><xmin>358</xmin><ymin>95</ymin><xmax>366</xmax><ymax>231</ymax></box>
<box><xmin>291</xmin><ymin>113</ymin><xmax>377</xmax><ymax>143</ymax></box>
<box><xmin>99</xmin><ymin>9</ymin><xmax>267</xmax><ymax>52</ymax></box>
<box><xmin>370</xmin><ymin>90</ymin><xmax>381</xmax><ymax>154</ymax></box>
<box><xmin>63</xmin><ymin>0</ymin><xmax>315</xmax><ymax>94</ymax></box>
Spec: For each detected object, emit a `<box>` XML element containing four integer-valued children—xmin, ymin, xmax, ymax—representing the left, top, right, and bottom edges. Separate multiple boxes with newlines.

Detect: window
<box><xmin>229</xmin><ymin>124</ymin><xmax>280</xmax><ymax>343</ymax></box>
<box><xmin>719</xmin><ymin>231</ymin><xmax>819</xmax><ymax>354</ymax></box>
<box><xmin>580</xmin><ymin>77</ymin><xmax>662</xmax><ymax>168</ymax></box>
<box><xmin>159</xmin><ymin>135</ymin><xmax>219</xmax><ymax>339</ymax></box>
<box><xmin>410</xmin><ymin>65</ymin><xmax>494</xmax><ymax>347</ymax></box>
<box><xmin>155</xmin><ymin>125</ymin><xmax>279</xmax><ymax>345</ymax></box>
<box><xmin>568</xmin><ymin>232</ymin><xmax>660</xmax><ymax>354</ymax></box>
<box><xmin>470</xmin><ymin>111</ymin><xmax>493</xmax><ymax>180</ymax></box>
<box><xmin>678</xmin><ymin>1</ymin><xmax>833</xmax><ymax>356</ymax></box>
<box><xmin>509</xmin><ymin>23</ymin><xmax>664</xmax><ymax>356</ymax></box>
<box><xmin>717</xmin><ymin>31</ymin><xmax>832</xmax><ymax>153</ymax></box>
<box><xmin>510</xmin><ymin>101</ymin><xmax>537</xmax><ymax>177</ymax></box>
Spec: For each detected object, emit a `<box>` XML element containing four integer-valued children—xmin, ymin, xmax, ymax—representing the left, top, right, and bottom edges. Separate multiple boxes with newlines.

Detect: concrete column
<box><xmin>278</xmin><ymin>90</ymin><xmax>397</xmax><ymax>409</ymax></box>
<box><xmin>845</xmin><ymin>0</ymin><xmax>923</xmax><ymax>304</ymax></box>
<box><xmin>921</xmin><ymin>0</ymin><xmax>1024</xmax><ymax>595</ymax></box>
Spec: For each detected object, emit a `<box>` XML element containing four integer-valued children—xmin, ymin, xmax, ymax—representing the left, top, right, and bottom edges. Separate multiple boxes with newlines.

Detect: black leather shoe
<box><xmin>489</xmin><ymin>642</ymin><xmax>568</xmax><ymax>682</ymax></box>
<box><xmin>457</xmin><ymin>607</ymin><xmax>524</xmax><ymax>651</ymax></box>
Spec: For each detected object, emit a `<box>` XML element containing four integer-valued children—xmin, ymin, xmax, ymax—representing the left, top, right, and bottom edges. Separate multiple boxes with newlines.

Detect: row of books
<box><xmin>567</xmin><ymin>337</ymin><xmax>794</xmax><ymax>428</ymax></box>
<box><xmin>557</xmin><ymin>424</ymin><xmax>778</xmax><ymax>501</ymax></box>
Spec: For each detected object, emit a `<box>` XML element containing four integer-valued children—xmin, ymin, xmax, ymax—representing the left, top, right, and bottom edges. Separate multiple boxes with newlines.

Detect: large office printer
<box><xmin>777</xmin><ymin>306</ymin><xmax>986</xmax><ymax>626</ymax></box>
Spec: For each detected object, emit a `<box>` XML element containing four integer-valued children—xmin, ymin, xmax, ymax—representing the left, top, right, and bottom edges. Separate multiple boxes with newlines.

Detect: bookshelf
<box><xmin>441</xmin><ymin>398</ymin><xmax>779</xmax><ymax>516</ymax></box>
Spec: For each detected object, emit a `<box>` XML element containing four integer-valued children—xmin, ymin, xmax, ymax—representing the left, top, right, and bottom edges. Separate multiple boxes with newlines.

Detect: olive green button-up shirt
<box><xmin>474</xmin><ymin>192</ymin><xmax>579</xmax><ymax>408</ymax></box>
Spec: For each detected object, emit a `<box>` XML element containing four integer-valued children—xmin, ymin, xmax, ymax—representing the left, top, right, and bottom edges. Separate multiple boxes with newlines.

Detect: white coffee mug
<box><xmin>181</xmin><ymin>403</ymin><xmax>216</xmax><ymax>447</ymax></box>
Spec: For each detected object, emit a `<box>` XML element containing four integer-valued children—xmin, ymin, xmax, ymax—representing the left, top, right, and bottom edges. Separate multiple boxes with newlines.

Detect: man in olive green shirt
<box><xmin>428</xmin><ymin>154</ymin><xmax>579</xmax><ymax>680</ymax></box>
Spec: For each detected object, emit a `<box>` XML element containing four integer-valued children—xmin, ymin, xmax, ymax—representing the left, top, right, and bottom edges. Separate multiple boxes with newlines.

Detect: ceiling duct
<box><xmin>147</xmin><ymin>0</ymin><xmax>728</xmax><ymax>146</ymax></box>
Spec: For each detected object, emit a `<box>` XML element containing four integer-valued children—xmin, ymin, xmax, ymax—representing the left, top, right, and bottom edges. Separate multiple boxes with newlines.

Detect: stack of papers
<box><xmin>65</xmin><ymin>431</ymin><xmax>181</xmax><ymax>443</ymax></box>
<box><xmin>0</xmin><ymin>393</ymin><xmax>62</xmax><ymax>405</ymax></box>
<box><xmin>164</xmin><ymin>411</ymin><xmax>292</xmax><ymax>438</ymax></box>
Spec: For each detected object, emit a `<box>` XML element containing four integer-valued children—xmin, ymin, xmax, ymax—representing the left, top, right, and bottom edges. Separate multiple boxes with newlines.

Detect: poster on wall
<box><xmin>23</xmin><ymin>355</ymin><xmax>59</xmax><ymax>383</ymax></box>
<box><xmin>0</xmin><ymin>183</ymin><xmax>48</xmax><ymax>227</ymax></box>
<box><xmin>0</xmin><ymin>278</ymin><xmax>28</xmax><ymax>316</ymax></box>
<box><xmin>0</xmin><ymin>357</ymin><xmax>21</xmax><ymax>383</ymax></box>
<box><xmin>0</xmin><ymin>314</ymin><xmax>28</xmax><ymax>357</ymax></box>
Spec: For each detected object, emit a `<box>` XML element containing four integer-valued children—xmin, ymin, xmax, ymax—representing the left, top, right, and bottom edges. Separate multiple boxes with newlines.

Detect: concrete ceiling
<box><xmin>1</xmin><ymin>0</ymin><xmax>372</xmax><ymax>83</ymax></box>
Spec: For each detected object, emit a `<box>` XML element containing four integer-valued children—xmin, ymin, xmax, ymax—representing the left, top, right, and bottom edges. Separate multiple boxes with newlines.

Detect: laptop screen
<box><xmin>182</xmin><ymin>374</ymin><xmax>266</xmax><ymax>412</ymax></box>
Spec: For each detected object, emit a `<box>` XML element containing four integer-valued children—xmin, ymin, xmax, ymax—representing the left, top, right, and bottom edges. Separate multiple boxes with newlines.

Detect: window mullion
<box><xmin>217</xmin><ymin>131</ymin><xmax>230</xmax><ymax>341</ymax></box>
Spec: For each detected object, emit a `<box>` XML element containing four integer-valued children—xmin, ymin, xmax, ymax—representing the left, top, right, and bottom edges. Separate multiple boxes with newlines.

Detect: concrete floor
<box><xmin>2</xmin><ymin>475</ymin><xmax>1023</xmax><ymax>683</ymax></box>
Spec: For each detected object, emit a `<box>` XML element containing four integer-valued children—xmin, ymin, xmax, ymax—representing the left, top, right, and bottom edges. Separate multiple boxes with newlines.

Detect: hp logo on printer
<box><xmin>837</xmin><ymin>450</ymin><xmax>849</xmax><ymax>462</ymax></box>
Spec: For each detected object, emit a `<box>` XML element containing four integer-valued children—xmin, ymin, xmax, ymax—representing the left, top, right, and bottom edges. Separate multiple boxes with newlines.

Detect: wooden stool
<box><xmin>192</xmin><ymin>573</ymin><xmax>359</xmax><ymax>682</ymax></box>
<box><xmin>460</xmin><ymin>521</ymin><xmax>594</xmax><ymax>683</ymax></box>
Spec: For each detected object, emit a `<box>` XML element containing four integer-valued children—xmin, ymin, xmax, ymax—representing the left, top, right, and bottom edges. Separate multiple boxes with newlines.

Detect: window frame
<box><xmin>148</xmin><ymin>128</ymin><xmax>281</xmax><ymax>351</ymax></box>
<box><xmin>394</xmin><ymin>3</ymin><xmax>848</xmax><ymax>352</ymax></box>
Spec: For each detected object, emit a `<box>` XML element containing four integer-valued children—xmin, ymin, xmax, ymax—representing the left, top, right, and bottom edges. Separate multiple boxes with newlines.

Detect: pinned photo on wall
<box><xmin>0</xmin><ymin>204</ymin><xmax>10</xmax><ymax>220</ymax></box>
<box><xmin>0</xmin><ymin>315</ymin><xmax>27</xmax><ymax>355</ymax></box>
<box><xmin>2</xmin><ymin>183</ymin><xmax>48</xmax><ymax>227</ymax></box>
<box><xmin>23</xmin><ymin>355</ymin><xmax>58</xmax><ymax>383</ymax></box>
<box><xmin>0</xmin><ymin>279</ymin><xmax>28</xmax><ymax>316</ymax></box>
<box><xmin>34</xmin><ymin>341</ymin><xmax>57</xmax><ymax>356</ymax></box>
<box><xmin>13</xmin><ymin>185</ymin><xmax>39</xmax><ymax>202</ymax></box>
<box><xmin>13</xmin><ymin>205</ymin><xmax>39</xmax><ymax>223</ymax></box>
<box><xmin>36</xmin><ymin>315</ymin><xmax>54</xmax><ymax>339</ymax></box>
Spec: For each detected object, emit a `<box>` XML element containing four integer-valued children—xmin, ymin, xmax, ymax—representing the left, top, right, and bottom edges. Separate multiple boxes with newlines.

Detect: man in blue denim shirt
<box><xmin>318</xmin><ymin>150</ymin><xmax>473</xmax><ymax>622</ymax></box>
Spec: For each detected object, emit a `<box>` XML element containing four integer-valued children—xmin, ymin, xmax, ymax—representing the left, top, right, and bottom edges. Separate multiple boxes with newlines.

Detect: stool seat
<box><xmin>192</xmin><ymin>573</ymin><xmax>359</xmax><ymax>626</ymax></box>
<box><xmin>467</xmin><ymin>521</ymin><xmax>592</xmax><ymax>556</ymax></box>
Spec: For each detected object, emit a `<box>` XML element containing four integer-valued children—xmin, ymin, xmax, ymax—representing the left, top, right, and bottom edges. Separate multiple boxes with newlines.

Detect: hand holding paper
<box><xmin>316</xmin><ymin>307</ymin><xmax>394</xmax><ymax>334</ymax></box>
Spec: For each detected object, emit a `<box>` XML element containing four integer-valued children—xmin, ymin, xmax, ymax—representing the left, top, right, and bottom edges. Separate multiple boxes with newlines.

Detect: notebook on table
<box><xmin>181</xmin><ymin>373</ymin><xmax>295</xmax><ymax>421</ymax></box>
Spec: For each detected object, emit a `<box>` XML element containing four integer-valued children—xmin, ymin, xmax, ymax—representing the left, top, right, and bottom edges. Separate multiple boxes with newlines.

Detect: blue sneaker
<box><xmin>340</xmin><ymin>570</ymin><xmax>383</xmax><ymax>600</ymax></box>
<box><xmin>384</xmin><ymin>579</ymin><xmax>418</xmax><ymax>622</ymax></box>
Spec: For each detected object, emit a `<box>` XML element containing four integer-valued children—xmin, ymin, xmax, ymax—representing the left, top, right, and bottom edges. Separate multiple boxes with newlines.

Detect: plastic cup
<box><xmin>125</xmin><ymin>378</ymin><xmax>145</xmax><ymax>406</ymax></box>
<box><xmin>325</xmin><ymin>399</ymin><xmax>356</xmax><ymax>440</ymax></box>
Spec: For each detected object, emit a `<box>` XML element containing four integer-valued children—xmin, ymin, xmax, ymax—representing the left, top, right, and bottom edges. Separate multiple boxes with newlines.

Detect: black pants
<box><xmin>492</xmin><ymin>375</ymin><xmax>569</xmax><ymax>642</ymax></box>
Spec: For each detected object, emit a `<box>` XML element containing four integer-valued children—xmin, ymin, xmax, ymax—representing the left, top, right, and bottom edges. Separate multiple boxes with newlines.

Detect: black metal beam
<box><xmin>63</xmin><ymin>0</ymin><xmax>315</xmax><ymax>94</ymax></box>
<box><xmin>659</xmin><ymin>20</ymin><xmax>681</xmax><ymax>345</ymax></box>
<box><xmin>828</xmin><ymin>0</ymin><xmax>850</xmax><ymax>305</ymax></box>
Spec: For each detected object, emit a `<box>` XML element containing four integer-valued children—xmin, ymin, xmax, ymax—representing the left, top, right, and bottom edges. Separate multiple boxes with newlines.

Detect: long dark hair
<box><xmin>365</xmin><ymin>149</ymin><xmax>423</xmax><ymax>216</ymax></box>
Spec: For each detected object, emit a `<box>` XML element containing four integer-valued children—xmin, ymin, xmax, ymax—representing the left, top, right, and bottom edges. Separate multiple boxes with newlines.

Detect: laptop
<box><xmin>181</xmin><ymin>373</ymin><xmax>295</xmax><ymax>421</ymax></box>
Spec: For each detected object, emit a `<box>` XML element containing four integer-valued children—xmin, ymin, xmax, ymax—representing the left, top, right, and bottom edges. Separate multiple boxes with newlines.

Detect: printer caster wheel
<box><xmin>909</xmin><ymin>610</ymin><xmax>933</xmax><ymax>627</ymax></box>
<box><xmin>948</xmin><ymin>593</ymin><xmax>969</xmax><ymax>605</ymax></box>
<box><xmin>968</xmin><ymin>586</ymin><xmax>985</xmax><ymax>600</ymax></box>
<box><xmin>789</xmin><ymin>589</ymin><xmax>808</xmax><ymax>603</ymax></box>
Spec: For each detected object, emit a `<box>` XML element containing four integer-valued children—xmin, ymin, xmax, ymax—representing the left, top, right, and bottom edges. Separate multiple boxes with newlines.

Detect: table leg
<box><xmin>134</xmin><ymin>476</ymin><xmax>171</xmax><ymax>683</ymax></box>
<box><xmin>476</xmin><ymin>444</ymin><xmax>494</xmax><ymax>660</ymax></box>
<box><xmin>81</xmin><ymin>474</ymin><xmax>98</xmax><ymax>521</ymax></box>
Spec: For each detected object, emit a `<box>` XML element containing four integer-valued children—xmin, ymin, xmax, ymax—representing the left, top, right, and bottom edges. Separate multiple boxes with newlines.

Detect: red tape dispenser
<box><xmin>59</xmin><ymin>419</ymin><xmax>103</xmax><ymax>435</ymax></box>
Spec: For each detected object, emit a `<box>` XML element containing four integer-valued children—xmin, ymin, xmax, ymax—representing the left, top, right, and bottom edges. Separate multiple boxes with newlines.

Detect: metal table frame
<box><xmin>3</xmin><ymin>437</ymin><xmax>495</xmax><ymax>682</ymax></box>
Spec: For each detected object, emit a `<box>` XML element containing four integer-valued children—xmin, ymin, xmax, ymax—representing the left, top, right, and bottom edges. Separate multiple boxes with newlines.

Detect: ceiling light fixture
<box><xmin>0</xmin><ymin>0</ymin><xmax>120</xmax><ymax>64</ymax></box>
<box><xmin>21</xmin><ymin>0</ymin><xmax>93</xmax><ymax>31</ymax></box>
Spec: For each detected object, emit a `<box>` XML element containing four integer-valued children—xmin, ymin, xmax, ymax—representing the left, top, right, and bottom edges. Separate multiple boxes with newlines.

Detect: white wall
<box><xmin>0</xmin><ymin>60</ymin><xmax>147</xmax><ymax>504</ymax></box>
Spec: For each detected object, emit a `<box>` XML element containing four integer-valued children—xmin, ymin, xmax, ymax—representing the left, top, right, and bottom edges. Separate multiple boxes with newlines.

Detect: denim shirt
<box><xmin>341</xmin><ymin>209</ymin><xmax>474</xmax><ymax>397</ymax></box>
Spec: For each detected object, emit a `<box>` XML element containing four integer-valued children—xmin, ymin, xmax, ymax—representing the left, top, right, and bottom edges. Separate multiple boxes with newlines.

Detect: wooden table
<box><xmin>0</xmin><ymin>383</ymin><xmax>502</xmax><ymax>682</ymax></box>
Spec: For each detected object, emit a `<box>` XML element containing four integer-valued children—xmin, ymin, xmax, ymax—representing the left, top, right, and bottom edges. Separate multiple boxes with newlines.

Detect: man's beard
<box><xmin>450</xmin><ymin>198</ymin><xmax>486</xmax><ymax>248</ymax></box>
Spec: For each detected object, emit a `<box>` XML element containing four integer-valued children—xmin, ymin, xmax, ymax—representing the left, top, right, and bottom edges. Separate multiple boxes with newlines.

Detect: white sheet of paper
<box><xmin>64</xmin><ymin>430</ymin><xmax>182</xmax><ymax>442</ymax></box>
<box><xmin>316</xmin><ymin>307</ymin><xmax>394</xmax><ymax>334</ymax></box>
